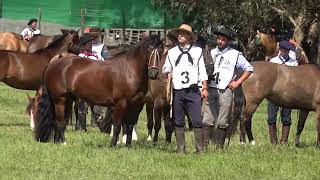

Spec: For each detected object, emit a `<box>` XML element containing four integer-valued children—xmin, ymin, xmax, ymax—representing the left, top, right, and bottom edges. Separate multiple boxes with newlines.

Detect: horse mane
<box><xmin>31</xmin><ymin>34</ymin><xmax>65</xmax><ymax>53</ymax></box>
<box><xmin>108</xmin><ymin>35</ymin><xmax>161</xmax><ymax>59</ymax></box>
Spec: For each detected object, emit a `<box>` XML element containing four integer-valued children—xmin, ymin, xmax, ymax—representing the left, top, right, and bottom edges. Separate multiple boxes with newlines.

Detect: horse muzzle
<box><xmin>148</xmin><ymin>67</ymin><xmax>159</xmax><ymax>80</ymax></box>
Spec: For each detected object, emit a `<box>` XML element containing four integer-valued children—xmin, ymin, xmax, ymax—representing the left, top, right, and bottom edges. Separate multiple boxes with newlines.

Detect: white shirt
<box><xmin>270</xmin><ymin>55</ymin><xmax>298</xmax><ymax>66</ymax></box>
<box><xmin>78</xmin><ymin>52</ymin><xmax>99</xmax><ymax>60</ymax></box>
<box><xmin>92</xmin><ymin>43</ymin><xmax>105</xmax><ymax>60</ymax></box>
<box><xmin>162</xmin><ymin>45</ymin><xmax>208</xmax><ymax>90</ymax></box>
<box><xmin>21</xmin><ymin>27</ymin><xmax>40</xmax><ymax>38</ymax></box>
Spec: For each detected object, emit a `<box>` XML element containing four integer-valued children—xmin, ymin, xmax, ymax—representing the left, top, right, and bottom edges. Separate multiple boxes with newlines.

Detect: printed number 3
<box><xmin>181</xmin><ymin>71</ymin><xmax>190</xmax><ymax>84</ymax></box>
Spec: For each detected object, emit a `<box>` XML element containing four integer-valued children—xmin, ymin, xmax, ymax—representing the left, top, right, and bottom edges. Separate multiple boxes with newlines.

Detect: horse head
<box><xmin>145</xmin><ymin>35</ymin><xmax>164</xmax><ymax>80</ymax></box>
<box><xmin>27</xmin><ymin>29</ymin><xmax>79</xmax><ymax>54</ymax></box>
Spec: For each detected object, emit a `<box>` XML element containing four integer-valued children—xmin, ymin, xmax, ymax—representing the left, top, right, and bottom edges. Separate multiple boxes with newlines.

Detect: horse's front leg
<box><xmin>295</xmin><ymin>110</ymin><xmax>309</xmax><ymax>147</ymax></box>
<box><xmin>54</xmin><ymin>98</ymin><xmax>68</xmax><ymax>144</ymax></box>
<box><xmin>110</xmin><ymin>100</ymin><xmax>127</xmax><ymax>147</ymax></box>
<box><xmin>146</xmin><ymin>101</ymin><xmax>154</xmax><ymax>141</ymax></box>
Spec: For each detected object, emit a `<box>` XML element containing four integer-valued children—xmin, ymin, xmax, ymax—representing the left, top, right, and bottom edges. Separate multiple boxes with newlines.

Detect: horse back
<box><xmin>244</xmin><ymin>61</ymin><xmax>320</xmax><ymax>110</ymax></box>
<box><xmin>0</xmin><ymin>32</ymin><xmax>28</xmax><ymax>52</ymax></box>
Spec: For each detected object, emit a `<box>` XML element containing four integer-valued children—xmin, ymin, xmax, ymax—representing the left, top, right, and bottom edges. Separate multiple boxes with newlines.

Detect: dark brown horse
<box><xmin>33</xmin><ymin>36</ymin><xmax>163</xmax><ymax>147</ymax></box>
<box><xmin>239</xmin><ymin>61</ymin><xmax>320</xmax><ymax>148</ymax></box>
<box><xmin>0</xmin><ymin>29</ymin><xmax>79</xmax><ymax>90</ymax></box>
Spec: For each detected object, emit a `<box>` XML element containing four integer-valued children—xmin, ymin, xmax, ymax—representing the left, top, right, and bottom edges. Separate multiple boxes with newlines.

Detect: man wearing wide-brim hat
<box><xmin>202</xmin><ymin>26</ymin><xmax>254</xmax><ymax>149</ymax></box>
<box><xmin>162</xmin><ymin>24</ymin><xmax>208</xmax><ymax>153</ymax></box>
<box><xmin>266</xmin><ymin>40</ymin><xmax>298</xmax><ymax>145</ymax></box>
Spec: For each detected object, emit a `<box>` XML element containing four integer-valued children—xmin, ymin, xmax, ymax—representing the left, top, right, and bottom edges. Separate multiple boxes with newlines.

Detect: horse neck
<box><xmin>39</xmin><ymin>36</ymin><xmax>71</xmax><ymax>57</ymax></box>
<box><xmin>261</xmin><ymin>34</ymin><xmax>277</xmax><ymax>56</ymax></box>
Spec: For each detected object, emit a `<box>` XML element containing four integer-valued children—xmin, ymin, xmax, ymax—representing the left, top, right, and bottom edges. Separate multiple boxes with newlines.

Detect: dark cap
<box><xmin>27</xmin><ymin>18</ymin><xmax>38</xmax><ymax>26</ymax></box>
<box><xmin>279</xmin><ymin>40</ymin><xmax>295</xmax><ymax>51</ymax></box>
<box><xmin>79</xmin><ymin>34</ymin><xmax>96</xmax><ymax>45</ymax></box>
<box><xmin>212</xmin><ymin>26</ymin><xmax>235</xmax><ymax>40</ymax></box>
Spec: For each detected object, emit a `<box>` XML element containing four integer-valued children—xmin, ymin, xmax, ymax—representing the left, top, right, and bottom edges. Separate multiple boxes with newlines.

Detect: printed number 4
<box><xmin>213</xmin><ymin>72</ymin><xmax>220</xmax><ymax>84</ymax></box>
<box><xmin>181</xmin><ymin>71</ymin><xmax>190</xmax><ymax>84</ymax></box>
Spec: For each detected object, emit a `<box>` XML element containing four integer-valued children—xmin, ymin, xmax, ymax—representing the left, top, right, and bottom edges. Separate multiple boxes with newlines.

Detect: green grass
<box><xmin>0</xmin><ymin>83</ymin><xmax>319</xmax><ymax>179</ymax></box>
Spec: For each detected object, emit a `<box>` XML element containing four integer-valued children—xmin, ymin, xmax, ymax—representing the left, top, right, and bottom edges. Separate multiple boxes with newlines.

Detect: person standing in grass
<box><xmin>202</xmin><ymin>26</ymin><xmax>253</xmax><ymax>149</ymax></box>
<box><xmin>163</xmin><ymin>24</ymin><xmax>208</xmax><ymax>153</ymax></box>
<box><xmin>267</xmin><ymin>40</ymin><xmax>298</xmax><ymax>144</ymax></box>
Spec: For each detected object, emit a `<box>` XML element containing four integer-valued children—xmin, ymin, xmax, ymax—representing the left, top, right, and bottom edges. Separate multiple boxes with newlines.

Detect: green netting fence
<box><xmin>1</xmin><ymin>0</ymin><xmax>182</xmax><ymax>28</ymax></box>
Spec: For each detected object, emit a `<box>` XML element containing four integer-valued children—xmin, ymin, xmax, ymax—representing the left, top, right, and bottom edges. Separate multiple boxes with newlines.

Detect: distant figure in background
<box><xmin>75</xmin><ymin>34</ymin><xmax>103</xmax><ymax>131</ymax></box>
<box><xmin>21</xmin><ymin>18</ymin><xmax>40</xmax><ymax>41</ymax></box>
<box><xmin>85</xmin><ymin>27</ymin><xmax>108</xmax><ymax>60</ymax></box>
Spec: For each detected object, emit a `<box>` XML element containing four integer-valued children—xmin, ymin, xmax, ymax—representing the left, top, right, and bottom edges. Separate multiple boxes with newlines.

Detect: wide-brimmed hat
<box><xmin>28</xmin><ymin>18</ymin><xmax>38</xmax><ymax>26</ymax></box>
<box><xmin>79</xmin><ymin>34</ymin><xmax>96</xmax><ymax>45</ymax></box>
<box><xmin>212</xmin><ymin>26</ymin><xmax>235</xmax><ymax>40</ymax></box>
<box><xmin>279</xmin><ymin>40</ymin><xmax>295</xmax><ymax>51</ymax></box>
<box><xmin>169</xmin><ymin>24</ymin><xmax>197</xmax><ymax>42</ymax></box>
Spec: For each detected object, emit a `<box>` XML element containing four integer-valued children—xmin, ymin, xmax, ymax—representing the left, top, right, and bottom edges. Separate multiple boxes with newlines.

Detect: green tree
<box><xmin>152</xmin><ymin>0</ymin><xmax>320</xmax><ymax>63</ymax></box>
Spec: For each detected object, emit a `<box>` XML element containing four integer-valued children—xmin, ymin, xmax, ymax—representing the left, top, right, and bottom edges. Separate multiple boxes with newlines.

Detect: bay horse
<box><xmin>0</xmin><ymin>32</ymin><xmax>29</xmax><ymax>52</ymax></box>
<box><xmin>239</xmin><ymin>61</ymin><xmax>320</xmax><ymax>148</ymax></box>
<box><xmin>33</xmin><ymin>36</ymin><xmax>163</xmax><ymax>147</ymax></box>
<box><xmin>0</xmin><ymin>29</ymin><xmax>79</xmax><ymax>90</ymax></box>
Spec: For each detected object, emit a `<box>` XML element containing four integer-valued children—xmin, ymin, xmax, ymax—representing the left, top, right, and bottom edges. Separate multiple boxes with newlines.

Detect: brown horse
<box><xmin>0</xmin><ymin>32</ymin><xmax>29</xmax><ymax>52</ymax></box>
<box><xmin>246</xmin><ymin>30</ymin><xmax>278</xmax><ymax>61</ymax></box>
<box><xmin>145</xmin><ymin>45</ymin><xmax>173</xmax><ymax>143</ymax></box>
<box><xmin>0</xmin><ymin>29</ymin><xmax>79</xmax><ymax>90</ymax></box>
<box><xmin>247</xmin><ymin>31</ymin><xmax>308</xmax><ymax>64</ymax></box>
<box><xmin>33</xmin><ymin>36</ymin><xmax>163</xmax><ymax>147</ymax></box>
<box><xmin>239</xmin><ymin>61</ymin><xmax>320</xmax><ymax>148</ymax></box>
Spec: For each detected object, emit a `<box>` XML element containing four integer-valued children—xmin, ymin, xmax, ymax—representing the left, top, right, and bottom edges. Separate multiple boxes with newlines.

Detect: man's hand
<box><xmin>228</xmin><ymin>80</ymin><xmax>240</xmax><ymax>90</ymax></box>
<box><xmin>201</xmin><ymin>88</ymin><xmax>208</xmax><ymax>101</ymax></box>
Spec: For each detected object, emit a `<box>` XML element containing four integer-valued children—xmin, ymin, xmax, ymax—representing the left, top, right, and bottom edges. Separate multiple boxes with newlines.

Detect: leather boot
<box><xmin>203</xmin><ymin>126</ymin><xmax>212</xmax><ymax>147</ymax></box>
<box><xmin>194</xmin><ymin>128</ymin><xmax>204</xmax><ymax>153</ymax></box>
<box><xmin>268</xmin><ymin>124</ymin><xmax>277</xmax><ymax>144</ymax></box>
<box><xmin>280</xmin><ymin>125</ymin><xmax>290</xmax><ymax>144</ymax></box>
<box><xmin>175</xmin><ymin>127</ymin><xmax>186</xmax><ymax>153</ymax></box>
<box><xmin>216</xmin><ymin>127</ymin><xmax>226</xmax><ymax>149</ymax></box>
<box><xmin>210</xmin><ymin>126</ymin><xmax>216</xmax><ymax>144</ymax></box>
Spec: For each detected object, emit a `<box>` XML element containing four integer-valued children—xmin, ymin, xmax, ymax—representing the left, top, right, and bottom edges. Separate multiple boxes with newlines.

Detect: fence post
<box><xmin>37</xmin><ymin>8</ymin><xmax>42</xmax><ymax>31</ymax></box>
<box><xmin>80</xmin><ymin>8</ymin><xmax>85</xmax><ymax>36</ymax></box>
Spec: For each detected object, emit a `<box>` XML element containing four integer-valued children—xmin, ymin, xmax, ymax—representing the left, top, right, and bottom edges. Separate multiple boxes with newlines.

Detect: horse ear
<box><xmin>257</xmin><ymin>30</ymin><xmax>261</xmax><ymax>34</ymax></box>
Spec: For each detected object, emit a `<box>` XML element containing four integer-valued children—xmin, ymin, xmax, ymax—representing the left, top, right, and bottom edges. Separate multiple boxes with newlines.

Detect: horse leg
<box><xmin>163</xmin><ymin>104</ymin><xmax>173</xmax><ymax>144</ymax></box>
<box><xmin>186</xmin><ymin>112</ymin><xmax>193</xmax><ymax>131</ymax></box>
<box><xmin>53</xmin><ymin>98</ymin><xmax>68</xmax><ymax>144</ymax></box>
<box><xmin>295</xmin><ymin>110</ymin><xmax>309</xmax><ymax>147</ymax></box>
<box><xmin>240</xmin><ymin>103</ymin><xmax>259</xmax><ymax>144</ymax></box>
<box><xmin>125</xmin><ymin>102</ymin><xmax>144</xmax><ymax>146</ymax></box>
<box><xmin>146</xmin><ymin>101</ymin><xmax>154</xmax><ymax>141</ymax></box>
<box><xmin>153</xmin><ymin>99</ymin><xmax>163</xmax><ymax>144</ymax></box>
<box><xmin>110</xmin><ymin>100</ymin><xmax>127</xmax><ymax>147</ymax></box>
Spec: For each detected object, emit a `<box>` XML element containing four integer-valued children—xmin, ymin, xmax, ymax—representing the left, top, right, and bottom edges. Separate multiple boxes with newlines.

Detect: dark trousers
<box><xmin>267</xmin><ymin>100</ymin><xmax>292</xmax><ymax>125</ymax></box>
<box><xmin>76</xmin><ymin>99</ymin><xmax>101</xmax><ymax>130</ymax></box>
<box><xmin>173</xmin><ymin>87</ymin><xmax>203</xmax><ymax>128</ymax></box>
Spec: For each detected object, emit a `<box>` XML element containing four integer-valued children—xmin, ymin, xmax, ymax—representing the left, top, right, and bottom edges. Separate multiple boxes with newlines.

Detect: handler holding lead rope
<box><xmin>163</xmin><ymin>24</ymin><xmax>208</xmax><ymax>153</ymax></box>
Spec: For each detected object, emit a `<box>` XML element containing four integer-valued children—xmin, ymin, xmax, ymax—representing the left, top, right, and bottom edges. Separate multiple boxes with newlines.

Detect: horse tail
<box><xmin>34</xmin><ymin>85</ymin><xmax>56</xmax><ymax>142</ymax></box>
<box><xmin>226</xmin><ymin>85</ymin><xmax>246</xmax><ymax>139</ymax></box>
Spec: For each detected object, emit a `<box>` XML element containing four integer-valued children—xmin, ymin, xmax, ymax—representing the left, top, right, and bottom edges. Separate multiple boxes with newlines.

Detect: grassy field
<box><xmin>0</xmin><ymin>83</ymin><xmax>319</xmax><ymax>179</ymax></box>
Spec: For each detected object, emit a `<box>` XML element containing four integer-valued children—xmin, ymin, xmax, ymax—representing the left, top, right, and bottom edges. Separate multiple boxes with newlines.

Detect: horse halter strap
<box><xmin>148</xmin><ymin>48</ymin><xmax>161</xmax><ymax>70</ymax></box>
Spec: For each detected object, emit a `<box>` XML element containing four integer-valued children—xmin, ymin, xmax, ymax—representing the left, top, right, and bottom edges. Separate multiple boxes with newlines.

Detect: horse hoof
<box><xmin>250</xmin><ymin>141</ymin><xmax>256</xmax><ymax>145</ymax></box>
<box><xmin>239</xmin><ymin>141</ymin><xmax>245</xmax><ymax>145</ymax></box>
<box><xmin>122</xmin><ymin>135</ymin><xmax>127</xmax><ymax>144</ymax></box>
<box><xmin>147</xmin><ymin>135</ymin><xmax>152</xmax><ymax>141</ymax></box>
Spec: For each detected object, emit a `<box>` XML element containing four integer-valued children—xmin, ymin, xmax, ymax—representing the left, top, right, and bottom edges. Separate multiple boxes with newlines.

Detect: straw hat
<box><xmin>169</xmin><ymin>24</ymin><xmax>197</xmax><ymax>42</ymax></box>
